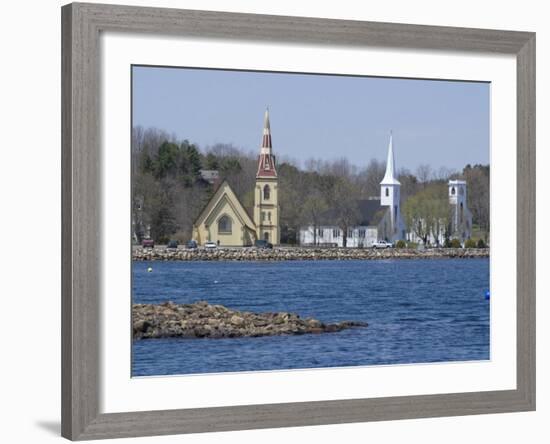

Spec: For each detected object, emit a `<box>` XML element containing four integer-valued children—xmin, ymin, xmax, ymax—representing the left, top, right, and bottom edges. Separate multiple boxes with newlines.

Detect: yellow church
<box><xmin>192</xmin><ymin>110</ymin><xmax>280</xmax><ymax>247</ymax></box>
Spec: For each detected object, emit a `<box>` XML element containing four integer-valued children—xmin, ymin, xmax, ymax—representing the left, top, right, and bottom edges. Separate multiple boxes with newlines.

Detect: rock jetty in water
<box><xmin>133</xmin><ymin>301</ymin><xmax>368</xmax><ymax>340</ymax></box>
<box><xmin>133</xmin><ymin>246</ymin><xmax>489</xmax><ymax>262</ymax></box>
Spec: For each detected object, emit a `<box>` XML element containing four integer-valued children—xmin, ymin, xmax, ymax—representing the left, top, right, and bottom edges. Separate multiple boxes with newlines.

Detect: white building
<box><xmin>299</xmin><ymin>134</ymin><xmax>406</xmax><ymax>247</ymax></box>
<box><xmin>299</xmin><ymin>199</ymin><xmax>389</xmax><ymax>248</ymax></box>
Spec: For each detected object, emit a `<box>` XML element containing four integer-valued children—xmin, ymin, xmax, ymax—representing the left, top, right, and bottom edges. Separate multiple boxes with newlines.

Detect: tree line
<box><xmin>132</xmin><ymin>126</ymin><xmax>490</xmax><ymax>245</ymax></box>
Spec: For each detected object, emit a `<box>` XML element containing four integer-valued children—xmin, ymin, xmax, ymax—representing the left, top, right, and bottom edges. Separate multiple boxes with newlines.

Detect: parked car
<box><xmin>186</xmin><ymin>240</ymin><xmax>198</xmax><ymax>250</ymax></box>
<box><xmin>254</xmin><ymin>239</ymin><xmax>273</xmax><ymax>249</ymax></box>
<box><xmin>166</xmin><ymin>240</ymin><xmax>179</xmax><ymax>249</ymax></box>
<box><xmin>141</xmin><ymin>239</ymin><xmax>154</xmax><ymax>248</ymax></box>
<box><xmin>372</xmin><ymin>240</ymin><xmax>393</xmax><ymax>249</ymax></box>
<box><xmin>204</xmin><ymin>241</ymin><xmax>217</xmax><ymax>250</ymax></box>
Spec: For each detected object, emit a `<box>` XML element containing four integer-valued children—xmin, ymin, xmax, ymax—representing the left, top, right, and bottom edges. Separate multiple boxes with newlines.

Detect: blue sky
<box><xmin>132</xmin><ymin>66</ymin><xmax>490</xmax><ymax>172</ymax></box>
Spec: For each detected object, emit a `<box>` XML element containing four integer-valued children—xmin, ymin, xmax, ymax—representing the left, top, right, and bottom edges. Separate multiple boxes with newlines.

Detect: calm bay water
<box><xmin>132</xmin><ymin>258</ymin><xmax>489</xmax><ymax>376</ymax></box>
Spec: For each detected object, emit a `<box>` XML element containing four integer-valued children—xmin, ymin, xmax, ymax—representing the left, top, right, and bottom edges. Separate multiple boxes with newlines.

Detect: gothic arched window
<box><xmin>218</xmin><ymin>215</ymin><xmax>232</xmax><ymax>234</ymax></box>
<box><xmin>385</xmin><ymin>187</ymin><xmax>389</xmax><ymax>197</ymax></box>
<box><xmin>451</xmin><ymin>187</ymin><xmax>456</xmax><ymax>195</ymax></box>
<box><xmin>263</xmin><ymin>185</ymin><xmax>270</xmax><ymax>200</ymax></box>
<box><xmin>460</xmin><ymin>202</ymin><xmax>464</xmax><ymax>223</ymax></box>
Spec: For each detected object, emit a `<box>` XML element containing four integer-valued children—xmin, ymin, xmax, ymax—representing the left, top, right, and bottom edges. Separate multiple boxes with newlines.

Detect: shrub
<box><xmin>157</xmin><ymin>235</ymin><xmax>170</xmax><ymax>245</ymax></box>
<box><xmin>449</xmin><ymin>238</ymin><xmax>462</xmax><ymax>248</ymax></box>
<box><xmin>395</xmin><ymin>240</ymin><xmax>406</xmax><ymax>249</ymax></box>
<box><xmin>477</xmin><ymin>238</ymin><xmax>487</xmax><ymax>248</ymax></box>
<box><xmin>406</xmin><ymin>241</ymin><xmax>418</xmax><ymax>249</ymax></box>
<box><xmin>464</xmin><ymin>238</ymin><xmax>477</xmax><ymax>248</ymax></box>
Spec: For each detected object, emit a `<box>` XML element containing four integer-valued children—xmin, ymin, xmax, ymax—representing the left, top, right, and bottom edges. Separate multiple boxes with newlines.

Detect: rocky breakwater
<box><xmin>133</xmin><ymin>301</ymin><xmax>368</xmax><ymax>340</ymax></box>
<box><xmin>133</xmin><ymin>246</ymin><xmax>489</xmax><ymax>261</ymax></box>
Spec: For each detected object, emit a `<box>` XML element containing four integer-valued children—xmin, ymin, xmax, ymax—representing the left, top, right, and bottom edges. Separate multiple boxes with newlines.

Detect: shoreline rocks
<box><xmin>133</xmin><ymin>301</ymin><xmax>368</xmax><ymax>340</ymax></box>
<box><xmin>133</xmin><ymin>246</ymin><xmax>489</xmax><ymax>262</ymax></box>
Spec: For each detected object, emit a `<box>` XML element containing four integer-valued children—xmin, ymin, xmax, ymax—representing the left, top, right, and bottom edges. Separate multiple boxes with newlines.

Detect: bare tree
<box><xmin>304</xmin><ymin>158</ymin><xmax>325</xmax><ymax>173</ymax></box>
<box><xmin>301</xmin><ymin>188</ymin><xmax>328</xmax><ymax>245</ymax></box>
<box><xmin>329</xmin><ymin>178</ymin><xmax>361</xmax><ymax>247</ymax></box>
<box><xmin>279</xmin><ymin>163</ymin><xmax>306</xmax><ymax>244</ymax></box>
<box><xmin>173</xmin><ymin>183</ymin><xmax>210</xmax><ymax>241</ymax></box>
<box><xmin>462</xmin><ymin>164</ymin><xmax>490</xmax><ymax>240</ymax></box>
<box><xmin>434</xmin><ymin>166</ymin><xmax>456</xmax><ymax>182</ymax></box>
<box><xmin>357</xmin><ymin>158</ymin><xmax>386</xmax><ymax>197</ymax></box>
<box><xmin>397</xmin><ymin>168</ymin><xmax>419</xmax><ymax>204</ymax></box>
<box><xmin>415</xmin><ymin>164</ymin><xmax>433</xmax><ymax>186</ymax></box>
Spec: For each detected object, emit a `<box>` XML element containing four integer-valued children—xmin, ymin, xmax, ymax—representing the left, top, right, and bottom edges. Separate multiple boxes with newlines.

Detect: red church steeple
<box><xmin>256</xmin><ymin>108</ymin><xmax>277</xmax><ymax>178</ymax></box>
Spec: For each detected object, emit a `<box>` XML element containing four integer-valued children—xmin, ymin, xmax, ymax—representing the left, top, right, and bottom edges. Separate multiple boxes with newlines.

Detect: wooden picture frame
<box><xmin>61</xmin><ymin>2</ymin><xmax>535</xmax><ymax>440</ymax></box>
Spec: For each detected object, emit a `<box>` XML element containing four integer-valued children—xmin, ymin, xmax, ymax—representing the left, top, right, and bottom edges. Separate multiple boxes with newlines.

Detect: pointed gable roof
<box><xmin>380</xmin><ymin>133</ymin><xmax>401</xmax><ymax>186</ymax></box>
<box><xmin>193</xmin><ymin>180</ymin><xmax>255</xmax><ymax>231</ymax></box>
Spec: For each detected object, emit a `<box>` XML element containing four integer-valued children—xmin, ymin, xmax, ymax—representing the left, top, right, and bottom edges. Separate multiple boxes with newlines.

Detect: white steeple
<box><xmin>379</xmin><ymin>132</ymin><xmax>403</xmax><ymax>241</ymax></box>
<box><xmin>380</xmin><ymin>132</ymin><xmax>400</xmax><ymax>186</ymax></box>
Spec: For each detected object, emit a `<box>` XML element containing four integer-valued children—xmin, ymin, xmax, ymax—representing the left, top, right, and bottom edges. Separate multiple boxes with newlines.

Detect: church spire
<box><xmin>261</xmin><ymin>108</ymin><xmax>272</xmax><ymax>154</ymax></box>
<box><xmin>256</xmin><ymin>108</ymin><xmax>277</xmax><ymax>178</ymax></box>
<box><xmin>380</xmin><ymin>132</ymin><xmax>400</xmax><ymax>185</ymax></box>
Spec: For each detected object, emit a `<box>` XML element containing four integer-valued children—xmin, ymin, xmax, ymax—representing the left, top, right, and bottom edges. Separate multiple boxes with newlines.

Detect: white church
<box><xmin>299</xmin><ymin>134</ymin><xmax>472</xmax><ymax>247</ymax></box>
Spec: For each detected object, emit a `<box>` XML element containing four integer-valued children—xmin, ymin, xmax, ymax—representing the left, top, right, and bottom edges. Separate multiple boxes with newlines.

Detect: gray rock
<box><xmin>132</xmin><ymin>301</ymin><xmax>368</xmax><ymax>340</ymax></box>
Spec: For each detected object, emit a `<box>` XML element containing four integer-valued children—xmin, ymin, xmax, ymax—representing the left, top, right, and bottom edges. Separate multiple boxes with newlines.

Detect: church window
<box><xmin>261</xmin><ymin>211</ymin><xmax>265</xmax><ymax>221</ymax></box>
<box><xmin>332</xmin><ymin>228</ymin><xmax>339</xmax><ymax>237</ymax></box>
<box><xmin>318</xmin><ymin>228</ymin><xmax>324</xmax><ymax>238</ymax></box>
<box><xmin>348</xmin><ymin>228</ymin><xmax>353</xmax><ymax>238</ymax></box>
<box><xmin>263</xmin><ymin>184</ymin><xmax>270</xmax><ymax>200</ymax></box>
<box><xmin>218</xmin><ymin>215</ymin><xmax>232</xmax><ymax>234</ymax></box>
<box><xmin>264</xmin><ymin>232</ymin><xmax>269</xmax><ymax>241</ymax></box>
<box><xmin>451</xmin><ymin>187</ymin><xmax>456</xmax><ymax>195</ymax></box>
<box><xmin>268</xmin><ymin>212</ymin><xmax>271</xmax><ymax>221</ymax></box>
<box><xmin>385</xmin><ymin>187</ymin><xmax>389</xmax><ymax>197</ymax></box>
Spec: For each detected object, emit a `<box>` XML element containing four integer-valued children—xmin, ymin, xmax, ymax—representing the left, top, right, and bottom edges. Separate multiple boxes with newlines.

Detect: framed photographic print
<box><xmin>61</xmin><ymin>2</ymin><xmax>535</xmax><ymax>440</ymax></box>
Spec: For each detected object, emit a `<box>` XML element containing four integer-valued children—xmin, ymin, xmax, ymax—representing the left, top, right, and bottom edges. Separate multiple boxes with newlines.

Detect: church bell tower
<box><xmin>254</xmin><ymin>109</ymin><xmax>280</xmax><ymax>245</ymax></box>
<box><xmin>448</xmin><ymin>179</ymin><xmax>472</xmax><ymax>241</ymax></box>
